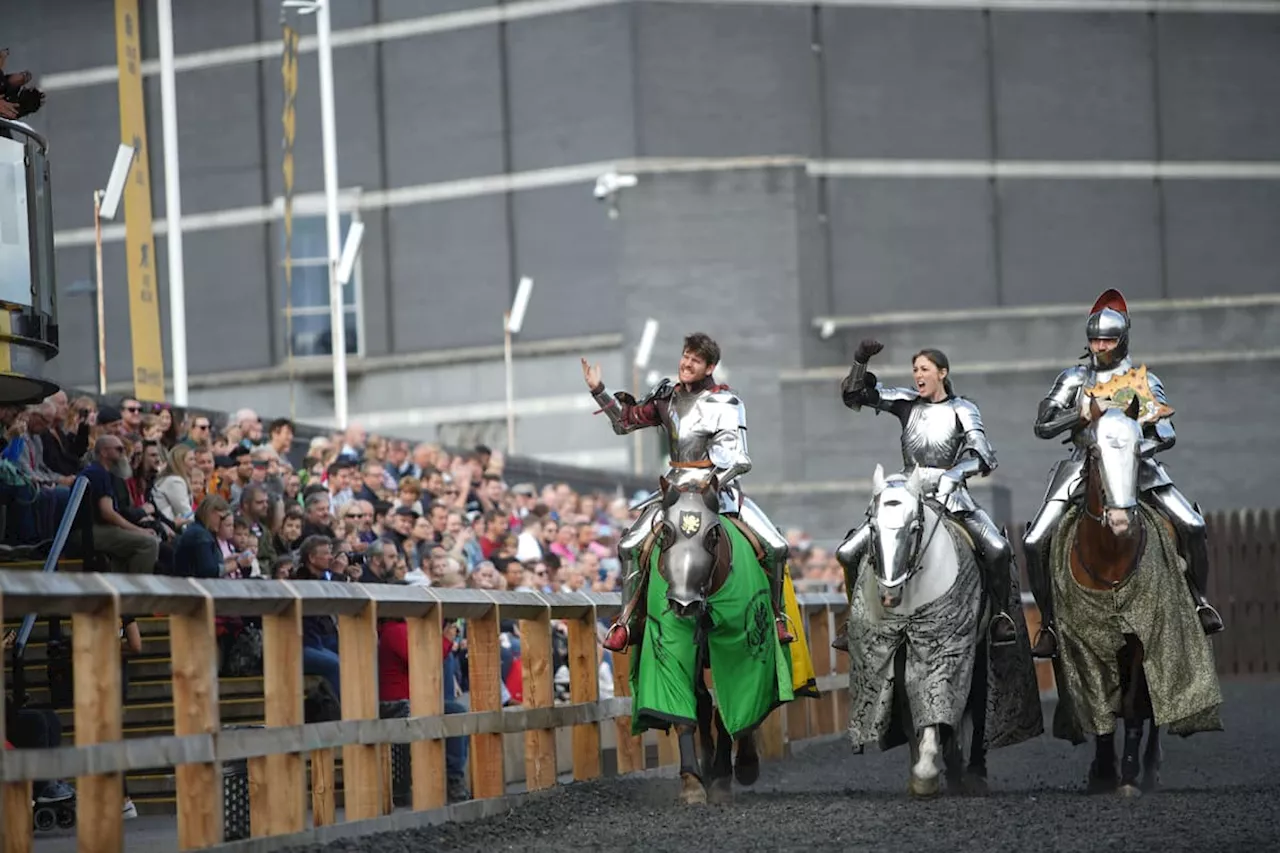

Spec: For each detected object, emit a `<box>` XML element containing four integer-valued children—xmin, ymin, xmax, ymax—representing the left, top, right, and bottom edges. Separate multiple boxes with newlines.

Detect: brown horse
<box><xmin>1070</xmin><ymin>395</ymin><xmax>1166</xmax><ymax>796</ymax></box>
<box><xmin>650</xmin><ymin>475</ymin><xmax>762</xmax><ymax>804</ymax></box>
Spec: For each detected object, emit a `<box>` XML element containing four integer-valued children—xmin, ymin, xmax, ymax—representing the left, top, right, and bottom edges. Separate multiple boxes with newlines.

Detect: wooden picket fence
<box><xmin>0</xmin><ymin>572</ymin><xmax>849</xmax><ymax>853</ymax></box>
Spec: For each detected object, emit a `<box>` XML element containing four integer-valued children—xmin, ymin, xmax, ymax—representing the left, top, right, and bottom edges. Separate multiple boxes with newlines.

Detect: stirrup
<box><xmin>990</xmin><ymin>611</ymin><xmax>1017</xmax><ymax>647</ymax></box>
<box><xmin>1196</xmin><ymin>603</ymin><xmax>1225</xmax><ymax>636</ymax></box>
<box><xmin>602</xmin><ymin>622</ymin><xmax>631</xmax><ymax>652</ymax></box>
<box><xmin>1030</xmin><ymin>624</ymin><xmax>1058</xmax><ymax>659</ymax></box>
<box><xmin>776</xmin><ymin>617</ymin><xmax>795</xmax><ymax>645</ymax></box>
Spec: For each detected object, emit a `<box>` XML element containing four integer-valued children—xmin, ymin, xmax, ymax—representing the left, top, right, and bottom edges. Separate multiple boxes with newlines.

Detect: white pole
<box><xmin>503</xmin><ymin>312</ymin><xmax>515</xmax><ymax>454</ymax></box>
<box><xmin>156</xmin><ymin>0</ymin><xmax>188</xmax><ymax>406</ymax></box>
<box><xmin>93</xmin><ymin>191</ymin><xmax>107</xmax><ymax>396</ymax></box>
<box><xmin>315</xmin><ymin>0</ymin><xmax>348</xmax><ymax>430</ymax></box>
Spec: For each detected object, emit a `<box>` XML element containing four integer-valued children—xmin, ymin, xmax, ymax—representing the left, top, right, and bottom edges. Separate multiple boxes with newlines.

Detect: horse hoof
<box><xmin>679</xmin><ymin>773</ymin><xmax>707</xmax><ymax>805</ymax></box>
<box><xmin>707</xmin><ymin>776</ymin><xmax>733</xmax><ymax>805</ymax></box>
<box><xmin>908</xmin><ymin>774</ymin><xmax>941</xmax><ymax>798</ymax></box>
<box><xmin>734</xmin><ymin>753</ymin><xmax>760</xmax><ymax>786</ymax></box>
<box><xmin>1117</xmin><ymin>784</ymin><xmax>1142</xmax><ymax>799</ymax></box>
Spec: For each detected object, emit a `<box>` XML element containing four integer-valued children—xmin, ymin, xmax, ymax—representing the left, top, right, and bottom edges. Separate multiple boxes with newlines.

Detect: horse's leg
<box><xmin>677</xmin><ymin>724</ymin><xmax>707</xmax><ymax>804</ymax></box>
<box><xmin>705</xmin><ymin>704</ymin><xmax>734</xmax><ymax>804</ymax></box>
<box><xmin>909</xmin><ymin>725</ymin><xmax>943</xmax><ymax>798</ymax></box>
<box><xmin>941</xmin><ymin>724</ymin><xmax>965</xmax><ymax>794</ymax></box>
<box><xmin>694</xmin><ymin>678</ymin><xmax>717</xmax><ymax>782</ymax></box>
<box><xmin>1087</xmin><ymin>733</ymin><xmax>1117</xmax><ymax>793</ymax></box>
<box><xmin>963</xmin><ymin>639</ymin><xmax>990</xmax><ymax>796</ymax></box>
<box><xmin>1142</xmin><ymin>723</ymin><xmax>1162</xmax><ymax>792</ymax></box>
<box><xmin>734</xmin><ymin>726</ymin><xmax>760</xmax><ymax>786</ymax></box>
<box><xmin>1117</xmin><ymin>637</ymin><xmax>1147</xmax><ymax>798</ymax></box>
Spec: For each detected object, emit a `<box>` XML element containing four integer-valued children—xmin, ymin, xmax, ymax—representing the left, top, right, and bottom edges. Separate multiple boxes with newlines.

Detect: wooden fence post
<box><xmin>73</xmin><ymin>594</ymin><xmax>123</xmax><ymax>853</ymax></box>
<box><xmin>407</xmin><ymin>605</ymin><xmax>445</xmax><ymax>811</ymax></box>
<box><xmin>609</xmin><ymin>647</ymin><xmax>644</xmax><ymax>774</ymax></box>
<box><xmin>831</xmin><ymin>605</ymin><xmax>851</xmax><ymax>729</ymax></box>
<box><xmin>1</xmin><ymin>586</ymin><xmax>35</xmax><ymax>853</ymax></box>
<box><xmin>806</xmin><ymin>608</ymin><xmax>834</xmax><ymax>735</ymax></box>
<box><xmin>519</xmin><ymin>608</ymin><xmax>557</xmax><ymax>791</ymax></box>
<box><xmin>170</xmin><ymin>594</ymin><xmax>223</xmax><ymax>849</ymax></box>
<box><xmin>252</xmin><ymin>597</ymin><xmax>305</xmax><ymax>836</ymax></box>
<box><xmin>338</xmin><ymin>600</ymin><xmax>382</xmax><ymax>821</ymax></box>
<box><xmin>467</xmin><ymin>605</ymin><xmax>505</xmax><ymax>800</ymax></box>
<box><xmin>566</xmin><ymin>608</ymin><xmax>601</xmax><ymax>781</ymax></box>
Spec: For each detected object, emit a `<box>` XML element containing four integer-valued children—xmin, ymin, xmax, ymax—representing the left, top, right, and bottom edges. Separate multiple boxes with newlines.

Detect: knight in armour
<box><xmin>834</xmin><ymin>343</ymin><xmax>1019</xmax><ymax>647</ymax></box>
<box><xmin>581</xmin><ymin>332</ymin><xmax>794</xmax><ymax>652</ymax></box>
<box><xmin>1022</xmin><ymin>289</ymin><xmax>1224</xmax><ymax>659</ymax></box>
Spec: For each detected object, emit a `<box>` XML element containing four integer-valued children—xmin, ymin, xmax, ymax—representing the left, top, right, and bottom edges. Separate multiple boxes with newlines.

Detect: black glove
<box><xmin>853</xmin><ymin>339</ymin><xmax>884</xmax><ymax>364</ymax></box>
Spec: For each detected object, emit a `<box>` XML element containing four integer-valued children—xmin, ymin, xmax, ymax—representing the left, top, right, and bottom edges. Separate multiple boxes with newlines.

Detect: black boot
<box><xmin>1186</xmin><ymin>570</ymin><xmax>1224</xmax><ymax>635</ymax></box>
<box><xmin>1182</xmin><ymin>534</ymin><xmax>1224</xmax><ymax>635</ymax></box>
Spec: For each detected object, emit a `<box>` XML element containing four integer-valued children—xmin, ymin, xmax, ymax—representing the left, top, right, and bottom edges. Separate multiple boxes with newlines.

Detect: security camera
<box><xmin>593</xmin><ymin>172</ymin><xmax>637</xmax><ymax>200</ymax></box>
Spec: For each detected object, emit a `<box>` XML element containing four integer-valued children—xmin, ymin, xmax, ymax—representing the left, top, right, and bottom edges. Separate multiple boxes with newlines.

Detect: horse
<box><xmin>648</xmin><ymin>474</ymin><xmax>766</xmax><ymax>805</ymax></box>
<box><xmin>853</xmin><ymin>464</ymin><xmax>991</xmax><ymax>797</ymax></box>
<box><xmin>1068</xmin><ymin>395</ymin><xmax>1163</xmax><ymax>796</ymax></box>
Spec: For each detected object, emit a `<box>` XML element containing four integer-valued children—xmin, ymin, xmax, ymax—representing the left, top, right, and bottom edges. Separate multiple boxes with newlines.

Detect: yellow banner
<box><xmin>114</xmin><ymin>0</ymin><xmax>165</xmax><ymax>401</ymax></box>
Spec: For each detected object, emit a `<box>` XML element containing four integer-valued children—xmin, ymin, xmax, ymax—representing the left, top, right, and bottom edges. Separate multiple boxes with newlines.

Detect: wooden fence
<box><xmin>0</xmin><ymin>572</ymin><xmax>850</xmax><ymax>853</ymax></box>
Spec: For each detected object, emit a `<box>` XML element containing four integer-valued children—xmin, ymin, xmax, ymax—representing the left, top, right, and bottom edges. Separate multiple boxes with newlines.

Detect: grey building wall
<box><xmin>10</xmin><ymin>2</ymin><xmax>1280</xmax><ymax>523</ymax></box>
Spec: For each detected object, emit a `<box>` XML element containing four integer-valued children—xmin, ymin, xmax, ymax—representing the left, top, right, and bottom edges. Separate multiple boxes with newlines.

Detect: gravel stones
<box><xmin>283</xmin><ymin>681</ymin><xmax>1280</xmax><ymax>853</ymax></box>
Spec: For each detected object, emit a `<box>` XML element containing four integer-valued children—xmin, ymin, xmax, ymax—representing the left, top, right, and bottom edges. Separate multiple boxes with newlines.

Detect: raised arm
<box><xmin>582</xmin><ymin>357</ymin><xmax>663</xmax><ymax>436</ymax></box>
<box><xmin>841</xmin><ymin>339</ymin><xmax>916</xmax><ymax>417</ymax></box>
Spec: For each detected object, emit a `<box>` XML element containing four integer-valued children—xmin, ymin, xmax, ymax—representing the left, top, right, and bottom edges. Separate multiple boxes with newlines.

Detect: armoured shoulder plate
<box><xmin>949</xmin><ymin>397</ymin><xmax>997</xmax><ymax>471</ymax></box>
<box><xmin>704</xmin><ymin>389</ymin><xmax>747</xmax><ymax>429</ymax></box>
<box><xmin>878</xmin><ymin>386</ymin><xmax>920</xmax><ymax>404</ymax></box>
<box><xmin>1045</xmin><ymin>365</ymin><xmax>1088</xmax><ymax>409</ymax></box>
<box><xmin>950</xmin><ymin>397</ymin><xmax>985</xmax><ymax>433</ymax></box>
<box><xmin>640</xmin><ymin>378</ymin><xmax>675</xmax><ymax>406</ymax></box>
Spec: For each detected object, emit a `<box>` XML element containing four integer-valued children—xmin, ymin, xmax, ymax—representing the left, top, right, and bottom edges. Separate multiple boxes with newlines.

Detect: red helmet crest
<box><xmin>1089</xmin><ymin>289</ymin><xmax>1128</xmax><ymax>317</ymax></box>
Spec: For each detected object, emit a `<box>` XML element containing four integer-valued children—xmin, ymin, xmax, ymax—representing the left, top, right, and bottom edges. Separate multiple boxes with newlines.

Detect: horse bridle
<box><xmin>867</xmin><ymin>489</ymin><xmax>942</xmax><ymax>587</ymax></box>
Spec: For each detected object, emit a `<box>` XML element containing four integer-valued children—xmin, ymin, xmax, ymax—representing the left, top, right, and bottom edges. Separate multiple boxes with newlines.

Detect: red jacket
<box><xmin>377</xmin><ymin>620</ymin><xmax>455</xmax><ymax>703</ymax></box>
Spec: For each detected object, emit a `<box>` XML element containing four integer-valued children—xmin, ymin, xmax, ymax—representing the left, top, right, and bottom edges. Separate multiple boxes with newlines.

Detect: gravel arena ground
<box><xmin>280</xmin><ymin>680</ymin><xmax>1280</xmax><ymax>853</ymax></box>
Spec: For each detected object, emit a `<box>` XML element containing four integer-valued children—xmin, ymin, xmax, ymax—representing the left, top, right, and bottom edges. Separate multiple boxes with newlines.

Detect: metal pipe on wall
<box><xmin>156</xmin><ymin>0</ymin><xmax>189</xmax><ymax>405</ymax></box>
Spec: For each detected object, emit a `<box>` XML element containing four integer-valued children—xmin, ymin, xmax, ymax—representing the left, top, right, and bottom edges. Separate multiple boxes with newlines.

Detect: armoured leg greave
<box><xmin>962</xmin><ymin>509</ymin><xmax>1018</xmax><ymax>646</ymax></box>
<box><xmin>603</xmin><ymin>503</ymin><xmax>662</xmax><ymax>651</ymax></box>
<box><xmin>1147</xmin><ymin>486</ymin><xmax>1223</xmax><ymax>634</ymax></box>
<box><xmin>1022</xmin><ymin>499</ymin><xmax>1067</xmax><ymax>657</ymax></box>
<box><xmin>832</xmin><ymin>523</ymin><xmax>871</xmax><ymax>652</ymax></box>
<box><xmin>736</xmin><ymin>497</ymin><xmax>793</xmax><ymax>642</ymax></box>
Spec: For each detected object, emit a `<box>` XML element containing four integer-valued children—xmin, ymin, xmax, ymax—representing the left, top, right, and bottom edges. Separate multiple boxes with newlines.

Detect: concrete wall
<box><xmin>12</xmin><ymin>2</ymin><xmax>1280</xmax><ymax>526</ymax></box>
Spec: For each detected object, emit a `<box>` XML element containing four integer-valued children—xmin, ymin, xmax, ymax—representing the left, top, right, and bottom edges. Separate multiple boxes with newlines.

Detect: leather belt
<box><xmin>669</xmin><ymin>460</ymin><xmax>714</xmax><ymax>469</ymax></box>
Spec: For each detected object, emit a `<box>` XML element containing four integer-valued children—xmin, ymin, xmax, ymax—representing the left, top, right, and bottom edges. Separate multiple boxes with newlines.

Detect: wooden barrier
<box><xmin>0</xmin><ymin>573</ymin><xmax>850</xmax><ymax>853</ymax></box>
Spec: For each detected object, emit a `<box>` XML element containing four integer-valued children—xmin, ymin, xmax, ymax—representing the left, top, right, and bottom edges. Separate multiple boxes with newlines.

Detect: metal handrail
<box><xmin>11</xmin><ymin>475</ymin><xmax>89</xmax><ymax>667</ymax></box>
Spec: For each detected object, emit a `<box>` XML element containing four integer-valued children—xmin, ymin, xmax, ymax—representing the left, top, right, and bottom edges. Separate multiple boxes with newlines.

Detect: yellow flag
<box><xmin>114</xmin><ymin>0</ymin><xmax>165</xmax><ymax>401</ymax></box>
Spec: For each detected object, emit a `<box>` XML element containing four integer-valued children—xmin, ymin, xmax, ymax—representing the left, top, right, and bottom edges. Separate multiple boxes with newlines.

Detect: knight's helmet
<box><xmin>1084</xmin><ymin>288</ymin><xmax>1131</xmax><ymax>368</ymax></box>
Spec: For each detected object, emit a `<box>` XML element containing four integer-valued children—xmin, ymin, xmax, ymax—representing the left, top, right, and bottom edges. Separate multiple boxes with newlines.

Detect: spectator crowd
<box><xmin>0</xmin><ymin>389</ymin><xmax>844</xmax><ymax>809</ymax></box>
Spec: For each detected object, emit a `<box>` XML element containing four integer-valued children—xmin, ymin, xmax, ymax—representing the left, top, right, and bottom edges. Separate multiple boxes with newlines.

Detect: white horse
<box><xmin>856</xmin><ymin>464</ymin><xmax>990</xmax><ymax>796</ymax></box>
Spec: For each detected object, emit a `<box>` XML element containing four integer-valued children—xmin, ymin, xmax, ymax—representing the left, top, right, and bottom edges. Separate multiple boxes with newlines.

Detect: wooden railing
<box><xmin>0</xmin><ymin>572</ymin><xmax>850</xmax><ymax>852</ymax></box>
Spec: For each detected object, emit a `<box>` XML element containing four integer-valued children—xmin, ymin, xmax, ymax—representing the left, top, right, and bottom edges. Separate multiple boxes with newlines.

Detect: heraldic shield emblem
<box><xmin>679</xmin><ymin>511</ymin><xmax>702</xmax><ymax>538</ymax></box>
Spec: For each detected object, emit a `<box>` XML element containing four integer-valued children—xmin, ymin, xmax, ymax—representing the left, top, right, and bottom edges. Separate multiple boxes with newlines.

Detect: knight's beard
<box><xmin>111</xmin><ymin>458</ymin><xmax>134</xmax><ymax>480</ymax></box>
